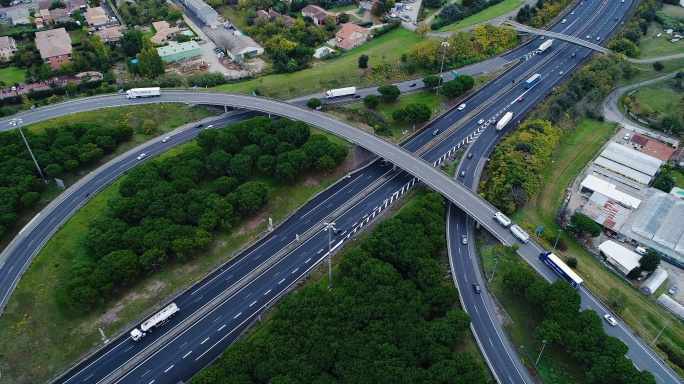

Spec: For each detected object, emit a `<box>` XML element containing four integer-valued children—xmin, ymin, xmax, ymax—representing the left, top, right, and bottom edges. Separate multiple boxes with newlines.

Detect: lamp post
<box><xmin>10</xmin><ymin>118</ymin><xmax>46</xmax><ymax>182</ymax></box>
<box><xmin>489</xmin><ymin>257</ymin><xmax>499</xmax><ymax>283</ymax></box>
<box><xmin>552</xmin><ymin>229</ymin><xmax>562</xmax><ymax>253</ymax></box>
<box><xmin>436</xmin><ymin>41</ymin><xmax>450</xmax><ymax>95</ymax></box>
<box><xmin>535</xmin><ymin>339</ymin><xmax>547</xmax><ymax>365</ymax></box>
<box><xmin>324</xmin><ymin>222</ymin><xmax>337</xmax><ymax>291</ymax></box>
<box><xmin>651</xmin><ymin>321</ymin><xmax>669</xmax><ymax>346</ymax></box>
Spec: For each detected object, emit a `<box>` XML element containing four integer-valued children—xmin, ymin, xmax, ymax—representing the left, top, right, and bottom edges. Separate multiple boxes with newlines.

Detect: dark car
<box><xmin>473</xmin><ymin>283</ymin><xmax>481</xmax><ymax>294</ymax></box>
<box><xmin>467</xmin><ymin>153</ymin><xmax>474</xmax><ymax>159</ymax></box>
<box><xmin>194</xmin><ymin>123</ymin><xmax>204</xmax><ymax>128</ymax></box>
<box><xmin>353</xmin><ymin>94</ymin><xmax>361</xmax><ymax>98</ymax></box>
<box><xmin>409</xmin><ymin>83</ymin><xmax>417</xmax><ymax>87</ymax></box>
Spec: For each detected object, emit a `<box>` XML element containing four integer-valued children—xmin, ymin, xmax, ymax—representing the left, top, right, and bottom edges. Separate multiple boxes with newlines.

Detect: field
<box><xmin>638</xmin><ymin>21</ymin><xmax>684</xmax><ymax>58</ymax></box>
<box><xmin>507</xmin><ymin>118</ymin><xmax>684</xmax><ymax>377</ymax></box>
<box><xmin>0</xmin><ymin>130</ymin><xmax>356</xmax><ymax>383</ymax></box>
<box><xmin>0</xmin><ymin>66</ymin><xmax>26</xmax><ymax>85</ymax></box>
<box><xmin>217</xmin><ymin>29</ymin><xmax>427</xmax><ymax>99</ymax></box>
<box><xmin>436</xmin><ymin>0</ymin><xmax>525</xmax><ymax>31</ymax></box>
<box><xmin>616</xmin><ymin>56</ymin><xmax>684</xmax><ymax>87</ymax></box>
<box><xmin>662</xmin><ymin>4</ymin><xmax>684</xmax><ymax>19</ymax></box>
<box><xmin>628</xmin><ymin>79</ymin><xmax>684</xmax><ymax>120</ymax></box>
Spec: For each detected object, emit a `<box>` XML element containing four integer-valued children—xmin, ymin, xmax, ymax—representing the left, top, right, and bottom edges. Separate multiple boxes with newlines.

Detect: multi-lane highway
<box><xmin>1</xmin><ymin>1</ymin><xmax>681</xmax><ymax>382</ymax></box>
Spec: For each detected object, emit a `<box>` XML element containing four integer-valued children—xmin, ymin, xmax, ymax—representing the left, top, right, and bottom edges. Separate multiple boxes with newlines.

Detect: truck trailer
<box><xmin>493</xmin><ymin>212</ymin><xmax>512</xmax><ymax>227</ymax></box>
<box><xmin>130</xmin><ymin>303</ymin><xmax>180</xmax><ymax>341</ymax></box>
<box><xmin>509</xmin><ymin>224</ymin><xmax>530</xmax><ymax>243</ymax></box>
<box><xmin>325</xmin><ymin>87</ymin><xmax>356</xmax><ymax>99</ymax></box>
<box><xmin>495</xmin><ymin>112</ymin><xmax>513</xmax><ymax>131</ymax></box>
<box><xmin>524</xmin><ymin>74</ymin><xmax>542</xmax><ymax>89</ymax></box>
<box><xmin>538</xmin><ymin>39</ymin><xmax>553</xmax><ymax>52</ymax></box>
<box><xmin>126</xmin><ymin>87</ymin><xmax>161</xmax><ymax>99</ymax></box>
<box><xmin>539</xmin><ymin>251</ymin><xmax>583</xmax><ymax>288</ymax></box>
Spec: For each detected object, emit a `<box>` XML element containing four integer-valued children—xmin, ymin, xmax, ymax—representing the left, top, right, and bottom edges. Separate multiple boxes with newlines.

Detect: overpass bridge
<box><xmin>505</xmin><ymin>20</ymin><xmax>611</xmax><ymax>53</ymax></box>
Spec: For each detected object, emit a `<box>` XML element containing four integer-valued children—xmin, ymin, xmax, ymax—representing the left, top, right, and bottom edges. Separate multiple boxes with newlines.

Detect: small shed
<box><xmin>156</xmin><ymin>41</ymin><xmax>201</xmax><ymax>63</ymax></box>
<box><xmin>598</xmin><ymin>240</ymin><xmax>641</xmax><ymax>275</ymax></box>
<box><xmin>641</xmin><ymin>267</ymin><xmax>668</xmax><ymax>295</ymax></box>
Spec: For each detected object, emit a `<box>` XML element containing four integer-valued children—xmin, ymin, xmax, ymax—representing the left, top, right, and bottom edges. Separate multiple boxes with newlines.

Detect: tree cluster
<box><xmin>411</xmin><ymin>26</ymin><xmax>519</xmax><ymax>70</ymax></box>
<box><xmin>639</xmin><ymin>250</ymin><xmax>661</xmax><ymax>272</ymax></box>
<box><xmin>439</xmin><ymin>75</ymin><xmax>474</xmax><ymax>98</ymax></box>
<box><xmin>569</xmin><ymin>213</ymin><xmax>601</xmax><ymax>237</ymax></box>
<box><xmin>193</xmin><ymin>193</ymin><xmax>487</xmax><ymax>384</ymax></box>
<box><xmin>516</xmin><ymin>0</ymin><xmax>573</xmax><ymax>28</ymax></box>
<box><xmin>504</xmin><ymin>274</ymin><xmax>657</xmax><ymax>384</ymax></box>
<box><xmin>59</xmin><ymin>118</ymin><xmax>348</xmax><ymax>313</ymax></box>
<box><xmin>118</xmin><ymin>0</ymin><xmax>171</xmax><ymax>26</ymax></box>
<box><xmin>0</xmin><ymin>123</ymin><xmax>133</xmax><ymax>238</ymax></box>
<box><xmin>431</xmin><ymin>0</ymin><xmax>506</xmax><ymax>29</ymax></box>
<box><xmin>482</xmin><ymin>119</ymin><xmax>563</xmax><ymax>214</ymax></box>
<box><xmin>392</xmin><ymin>102</ymin><xmax>432</xmax><ymax>124</ymax></box>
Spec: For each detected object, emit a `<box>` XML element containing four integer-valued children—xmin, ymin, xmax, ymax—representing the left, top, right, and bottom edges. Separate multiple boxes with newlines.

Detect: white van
<box><xmin>636</xmin><ymin>246</ymin><xmax>647</xmax><ymax>255</ymax></box>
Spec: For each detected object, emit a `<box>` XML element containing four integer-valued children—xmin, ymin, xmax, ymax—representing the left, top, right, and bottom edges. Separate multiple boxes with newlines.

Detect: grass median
<box><xmin>436</xmin><ymin>0</ymin><xmax>525</xmax><ymax>32</ymax></box>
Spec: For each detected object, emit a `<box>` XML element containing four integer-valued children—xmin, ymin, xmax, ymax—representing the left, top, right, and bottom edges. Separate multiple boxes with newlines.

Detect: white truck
<box><xmin>130</xmin><ymin>303</ymin><xmax>179</xmax><ymax>341</ymax></box>
<box><xmin>493</xmin><ymin>212</ymin><xmax>512</xmax><ymax>227</ymax></box>
<box><xmin>538</xmin><ymin>39</ymin><xmax>553</xmax><ymax>52</ymax></box>
<box><xmin>495</xmin><ymin>112</ymin><xmax>513</xmax><ymax>131</ymax></box>
<box><xmin>325</xmin><ymin>87</ymin><xmax>356</xmax><ymax>99</ymax></box>
<box><xmin>126</xmin><ymin>87</ymin><xmax>161</xmax><ymax>99</ymax></box>
<box><xmin>510</xmin><ymin>224</ymin><xmax>530</xmax><ymax>244</ymax></box>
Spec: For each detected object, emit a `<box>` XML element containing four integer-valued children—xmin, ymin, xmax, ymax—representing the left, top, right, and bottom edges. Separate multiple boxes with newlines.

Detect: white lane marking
<box><xmin>250</xmin><ymin>300</ymin><xmax>257</xmax><ymax>307</ymax></box>
<box><xmin>305</xmin><ymin>258</ymin><xmax>311</xmax><ymax>263</ymax></box>
<box><xmin>183</xmin><ymin>351</ymin><xmax>192</xmax><ymax>359</ymax></box>
<box><xmin>179</xmin><ymin>342</ymin><xmax>187</xmax><ymax>349</ymax></box>
<box><xmin>264</xmin><ymin>289</ymin><xmax>271</xmax><ymax>295</ymax></box>
<box><xmin>84</xmin><ymin>374</ymin><xmax>94</xmax><ymax>381</ymax></box>
<box><xmin>278</xmin><ymin>279</ymin><xmax>285</xmax><ymax>284</ymax></box>
<box><xmin>234</xmin><ymin>312</ymin><xmax>242</xmax><ymax>319</ymax></box>
<box><xmin>201</xmin><ymin>338</ymin><xmax>209</xmax><ymax>345</ymax></box>
<box><xmin>213</xmin><ymin>316</ymin><xmax>221</xmax><ymax>322</ymax></box>
<box><xmin>218</xmin><ymin>324</ymin><xmax>226</xmax><ymax>332</ymax></box>
<box><xmin>141</xmin><ymin>370</ymin><xmax>150</xmax><ymax>377</ymax></box>
<box><xmin>292</xmin><ymin>268</ymin><xmax>299</xmax><ymax>274</ymax></box>
<box><xmin>164</xmin><ymin>365</ymin><xmax>174</xmax><ymax>373</ymax></box>
<box><xmin>124</xmin><ymin>346</ymin><xmax>134</xmax><ymax>353</ymax></box>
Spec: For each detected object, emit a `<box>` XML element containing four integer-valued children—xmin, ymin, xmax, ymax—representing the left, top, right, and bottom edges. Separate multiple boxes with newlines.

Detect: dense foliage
<box><xmin>516</xmin><ymin>0</ymin><xmax>572</xmax><ymax>28</ymax></box>
<box><xmin>507</xmin><ymin>275</ymin><xmax>656</xmax><ymax>384</ymax></box>
<box><xmin>411</xmin><ymin>25</ymin><xmax>519</xmax><ymax>70</ymax></box>
<box><xmin>569</xmin><ymin>213</ymin><xmax>601</xmax><ymax>237</ymax></box>
<box><xmin>0</xmin><ymin>123</ymin><xmax>133</xmax><ymax>238</ymax></box>
<box><xmin>482</xmin><ymin>119</ymin><xmax>562</xmax><ymax>214</ymax></box>
<box><xmin>58</xmin><ymin>118</ymin><xmax>348</xmax><ymax>313</ymax></box>
<box><xmin>118</xmin><ymin>0</ymin><xmax>171</xmax><ymax>26</ymax></box>
<box><xmin>192</xmin><ymin>193</ymin><xmax>487</xmax><ymax>383</ymax></box>
<box><xmin>432</xmin><ymin>0</ymin><xmax>506</xmax><ymax>29</ymax></box>
<box><xmin>439</xmin><ymin>75</ymin><xmax>475</xmax><ymax>98</ymax></box>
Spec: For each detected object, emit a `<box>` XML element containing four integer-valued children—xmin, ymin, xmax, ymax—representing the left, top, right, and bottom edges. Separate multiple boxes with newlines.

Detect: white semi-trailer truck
<box><xmin>130</xmin><ymin>303</ymin><xmax>179</xmax><ymax>341</ymax></box>
<box><xmin>325</xmin><ymin>87</ymin><xmax>356</xmax><ymax>99</ymax></box>
<box><xmin>495</xmin><ymin>112</ymin><xmax>513</xmax><ymax>131</ymax></box>
<box><xmin>493</xmin><ymin>212</ymin><xmax>512</xmax><ymax>227</ymax></box>
<box><xmin>126</xmin><ymin>87</ymin><xmax>161</xmax><ymax>99</ymax></box>
<box><xmin>538</xmin><ymin>39</ymin><xmax>553</xmax><ymax>52</ymax></box>
<box><xmin>510</xmin><ymin>224</ymin><xmax>530</xmax><ymax>243</ymax></box>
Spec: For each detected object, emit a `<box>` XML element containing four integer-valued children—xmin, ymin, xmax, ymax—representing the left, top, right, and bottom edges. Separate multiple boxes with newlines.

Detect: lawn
<box><xmin>218</xmin><ymin>5</ymin><xmax>250</xmax><ymax>31</ymax></box>
<box><xmin>629</xmin><ymin>79</ymin><xmax>683</xmax><ymax>118</ymax></box>
<box><xmin>616</xmin><ymin>56</ymin><xmax>684</xmax><ymax>87</ymax></box>
<box><xmin>507</xmin><ymin>118</ymin><xmax>684</xmax><ymax>377</ymax></box>
<box><xmin>216</xmin><ymin>29</ymin><xmax>428</xmax><ymax>99</ymax></box>
<box><xmin>0</xmin><ymin>132</ymin><xmax>356</xmax><ymax>384</ymax></box>
<box><xmin>638</xmin><ymin>22</ymin><xmax>684</xmax><ymax>58</ymax></box>
<box><xmin>436</xmin><ymin>0</ymin><xmax>525</xmax><ymax>31</ymax></box>
<box><xmin>330</xmin><ymin>3</ymin><xmax>359</xmax><ymax>12</ymax></box>
<box><xmin>673</xmin><ymin>168</ymin><xmax>684</xmax><ymax>190</ymax></box>
<box><xmin>0</xmin><ymin>66</ymin><xmax>26</xmax><ymax>85</ymax></box>
<box><xmin>662</xmin><ymin>4</ymin><xmax>684</xmax><ymax>19</ymax></box>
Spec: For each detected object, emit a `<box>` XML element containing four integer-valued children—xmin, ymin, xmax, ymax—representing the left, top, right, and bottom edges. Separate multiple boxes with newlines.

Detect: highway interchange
<box><xmin>0</xmin><ymin>0</ymin><xmax>682</xmax><ymax>382</ymax></box>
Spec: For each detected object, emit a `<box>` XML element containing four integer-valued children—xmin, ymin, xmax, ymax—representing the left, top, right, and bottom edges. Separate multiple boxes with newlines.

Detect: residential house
<box><xmin>85</xmin><ymin>7</ymin><xmax>109</xmax><ymax>27</ymax></box>
<box><xmin>150</xmin><ymin>20</ymin><xmax>181</xmax><ymax>44</ymax></box>
<box><xmin>35</xmin><ymin>28</ymin><xmax>73</xmax><ymax>70</ymax></box>
<box><xmin>50</xmin><ymin>8</ymin><xmax>71</xmax><ymax>24</ymax></box>
<box><xmin>301</xmin><ymin>5</ymin><xmax>335</xmax><ymax>25</ymax></box>
<box><xmin>39</xmin><ymin>9</ymin><xmax>52</xmax><ymax>23</ymax></box>
<box><xmin>97</xmin><ymin>27</ymin><xmax>123</xmax><ymax>44</ymax></box>
<box><xmin>255</xmin><ymin>9</ymin><xmax>293</xmax><ymax>26</ymax></box>
<box><xmin>0</xmin><ymin>36</ymin><xmax>18</xmax><ymax>62</ymax></box>
<box><xmin>67</xmin><ymin>0</ymin><xmax>88</xmax><ymax>13</ymax></box>
<box><xmin>335</xmin><ymin>23</ymin><xmax>371</xmax><ymax>51</ymax></box>
<box><xmin>223</xmin><ymin>31</ymin><xmax>264</xmax><ymax>61</ymax></box>
<box><xmin>35</xmin><ymin>17</ymin><xmax>45</xmax><ymax>29</ymax></box>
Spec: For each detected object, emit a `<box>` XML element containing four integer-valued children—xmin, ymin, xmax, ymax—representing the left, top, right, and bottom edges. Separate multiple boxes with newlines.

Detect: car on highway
<box><xmin>562</xmin><ymin>19</ymin><xmax>566</xmax><ymax>23</ymax></box>
<box><xmin>467</xmin><ymin>153</ymin><xmax>474</xmax><ymax>159</ymax></box>
<box><xmin>604</xmin><ymin>314</ymin><xmax>617</xmax><ymax>326</ymax></box>
<box><xmin>571</xmin><ymin>10</ymin><xmax>575</xmax><ymax>14</ymax></box>
<box><xmin>206</xmin><ymin>125</ymin><xmax>214</xmax><ymax>129</ymax></box>
<box><xmin>473</xmin><ymin>283</ymin><xmax>481</xmax><ymax>294</ymax></box>
<box><xmin>478</xmin><ymin>119</ymin><xmax>485</xmax><ymax>125</ymax></box>
<box><xmin>571</xmin><ymin>52</ymin><xmax>576</xmax><ymax>58</ymax></box>
<box><xmin>194</xmin><ymin>123</ymin><xmax>204</xmax><ymax>128</ymax></box>
<box><xmin>615</xmin><ymin>17</ymin><xmax>618</xmax><ymax>20</ymax></box>
<box><xmin>432</xmin><ymin>129</ymin><xmax>440</xmax><ymax>136</ymax></box>
<box><xmin>460</xmin><ymin>171</ymin><xmax>466</xmax><ymax>177</ymax></box>
<box><xmin>353</xmin><ymin>94</ymin><xmax>361</xmax><ymax>98</ymax></box>
<box><xmin>669</xmin><ymin>285</ymin><xmax>678</xmax><ymax>295</ymax></box>
<box><xmin>489</xmin><ymin>117</ymin><xmax>496</xmax><ymax>124</ymax></box>
<box><xmin>457</xmin><ymin>103</ymin><xmax>466</xmax><ymax>110</ymax></box>
<box><xmin>596</xmin><ymin>36</ymin><xmax>601</xmax><ymax>41</ymax></box>
<box><xmin>162</xmin><ymin>136</ymin><xmax>171</xmax><ymax>143</ymax></box>
<box><xmin>461</xmin><ymin>235</ymin><xmax>468</xmax><ymax>244</ymax></box>
<box><xmin>518</xmin><ymin>96</ymin><xmax>524</xmax><ymax>102</ymax></box>
<box><xmin>409</xmin><ymin>83</ymin><xmax>417</xmax><ymax>87</ymax></box>
<box><xmin>137</xmin><ymin>153</ymin><xmax>147</xmax><ymax>160</ymax></box>
<box><xmin>559</xmin><ymin>71</ymin><xmax>564</xmax><ymax>75</ymax></box>
<box><xmin>586</xmin><ymin>35</ymin><xmax>591</xmax><ymax>39</ymax></box>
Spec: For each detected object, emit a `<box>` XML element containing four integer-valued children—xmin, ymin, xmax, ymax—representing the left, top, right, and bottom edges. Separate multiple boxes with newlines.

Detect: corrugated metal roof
<box><xmin>598</xmin><ymin>240</ymin><xmax>641</xmax><ymax>274</ymax></box>
<box><xmin>593</xmin><ymin>157</ymin><xmax>653</xmax><ymax>185</ymax></box>
<box><xmin>581</xmin><ymin>174</ymin><xmax>642</xmax><ymax>208</ymax></box>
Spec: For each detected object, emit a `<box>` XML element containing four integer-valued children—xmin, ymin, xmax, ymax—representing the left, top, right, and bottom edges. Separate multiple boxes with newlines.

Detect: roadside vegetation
<box><xmin>0</xmin><ymin>118</ymin><xmax>353</xmax><ymax>383</ymax></box>
<box><xmin>434</xmin><ymin>0</ymin><xmax>524</xmax><ymax>31</ymax></box>
<box><xmin>192</xmin><ymin>193</ymin><xmax>488</xmax><ymax>383</ymax></box>
<box><xmin>622</xmin><ymin>76</ymin><xmax>684</xmax><ymax>135</ymax></box>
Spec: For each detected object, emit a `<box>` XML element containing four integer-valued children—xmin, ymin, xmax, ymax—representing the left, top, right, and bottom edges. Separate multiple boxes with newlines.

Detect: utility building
<box><xmin>598</xmin><ymin>240</ymin><xmax>641</xmax><ymax>275</ymax></box>
<box><xmin>181</xmin><ymin>0</ymin><xmax>219</xmax><ymax>25</ymax></box>
<box><xmin>157</xmin><ymin>41</ymin><xmax>201</xmax><ymax>62</ymax></box>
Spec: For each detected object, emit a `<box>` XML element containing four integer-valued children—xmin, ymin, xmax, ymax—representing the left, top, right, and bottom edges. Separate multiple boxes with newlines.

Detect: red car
<box><xmin>518</xmin><ymin>96</ymin><xmax>524</xmax><ymax>102</ymax></box>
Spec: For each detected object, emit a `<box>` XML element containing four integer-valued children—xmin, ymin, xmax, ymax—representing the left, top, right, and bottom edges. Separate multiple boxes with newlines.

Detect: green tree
<box><xmin>136</xmin><ymin>47</ymin><xmax>165</xmax><ymax>78</ymax></box>
<box><xmin>639</xmin><ymin>250</ymin><xmax>660</xmax><ymax>272</ymax></box>
<box><xmin>503</xmin><ymin>266</ymin><xmax>535</xmax><ymax>293</ymax></box>
<box><xmin>377</xmin><ymin>84</ymin><xmax>401</xmax><ymax>101</ymax></box>
<box><xmin>440</xmin><ymin>79</ymin><xmax>464</xmax><ymax>98</ymax></box>
<box><xmin>337</xmin><ymin>12</ymin><xmax>350</xmax><ymax>23</ymax></box>
<box><xmin>392</xmin><ymin>108</ymin><xmax>407</xmax><ymax>122</ymax></box>
<box><xmin>423</xmin><ymin>75</ymin><xmax>441</xmax><ymax>88</ymax></box>
<box><xmin>653</xmin><ymin>61</ymin><xmax>664</xmax><ymax>71</ymax></box>
<box><xmin>363</xmin><ymin>94</ymin><xmax>380</xmax><ymax>109</ymax></box>
<box><xmin>653</xmin><ymin>172</ymin><xmax>675</xmax><ymax>192</ymax></box>
<box><xmin>403</xmin><ymin>103</ymin><xmax>432</xmax><ymax>123</ymax></box>
<box><xmin>566</xmin><ymin>257</ymin><xmax>578</xmax><ymax>268</ymax></box>
<box><xmin>570</xmin><ymin>213</ymin><xmax>601</xmax><ymax>237</ymax></box>
<box><xmin>358</xmin><ymin>54</ymin><xmax>369</xmax><ymax>69</ymax></box>
<box><xmin>626</xmin><ymin>267</ymin><xmax>641</xmax><ymax>280</ymax></box>
<box><xmin>140</xmin><ymin>119</ymin><xmax>159</xmax><ymax>134</ymax></box>
<box><xmin>306</xmin><ymin>98</ymin><xmax>322</xmax><ymax>109</ymax></box>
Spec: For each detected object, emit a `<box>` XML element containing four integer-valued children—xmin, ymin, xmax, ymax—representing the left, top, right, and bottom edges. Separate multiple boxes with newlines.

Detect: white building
<box><xmin>181</xmin><ymin>0</ymin><xmax>219</xmax><ymax>25</ymax></box>
<box><xmin>593</xmin><ymin>142</ymin><xmax>663</xmax><ymax>187</ymax></box>
<box><xmin>598</xmin><ymin>240</ymin><xmax>641</xmax><ymax>275</ymax></box>
<box><xmin>641</xmin><ymin>267</ymin><xmax>667</xmax><ymax>295</ymax></box>
<box><xmin>223</xmin><ymin>32</ymin><xmax>263</xmax><ymax>61</ymax></box>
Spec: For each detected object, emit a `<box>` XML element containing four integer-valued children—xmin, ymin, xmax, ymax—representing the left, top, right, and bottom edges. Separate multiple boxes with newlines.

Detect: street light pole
<box><xmin>552</xmin><ymin>229</ymin><xmax>562</xmax><ymax>253</ymax></box>
<box><xmin>489</xmin><ymin>257</ymin><xmax>499</xmax><ymax>283</ymax></box>
<box><xmin>324</xmin><ymin>222</ymin><xmax>337</xmax><ymax>291</ymax></box>
<box><xmin>11</xmin><ymin>118</ymin><xmax>47</xmax><ymax>182</ymax></box>
<box><xmin>651</xmin><ymin>321</ymin><xmax>669</xmax><ymax>346</ymax></box>
<box><xmin>436</xmin><ymin>41</ymin><xmax>450</xmax><ymax>95</ymax></box>
<box><xmin>535</xmin><ymin>339</ymin><xmax>547</xmax><ymax>365</ymax></box>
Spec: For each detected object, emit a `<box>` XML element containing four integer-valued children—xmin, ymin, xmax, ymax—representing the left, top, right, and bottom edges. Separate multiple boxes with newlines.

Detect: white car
<box><xmin>461</xmin><ymin>235</ymin><xmax>468</xmax><ymax>244</ymax></box>
<box><xmin>162</xmin><ymin>136</ymin><xmax>171</xmax><ymax>143</ymax></box>
<box><xmin>457</xmin><ymin>103</ymin><xmax>466</xmax><ymax>111</ymax></box>
<box><xmin>604</xmin><ymin>314</ymin><xmax>617</xmax><ymax>326</ymax></box>
<box><xmin>478</xmin><ymin>119</ymin><xmax>485</xmax><ymax>125</ymax></box>
<box><xmin>137</xmin><ymin>153</ymin><xmax>147</xmax><ymax>160</ymax></box>
<box><xmin>406</xmin><ymin>6</ymin><xmax>412</xmax><ymax>10</ymax></box>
